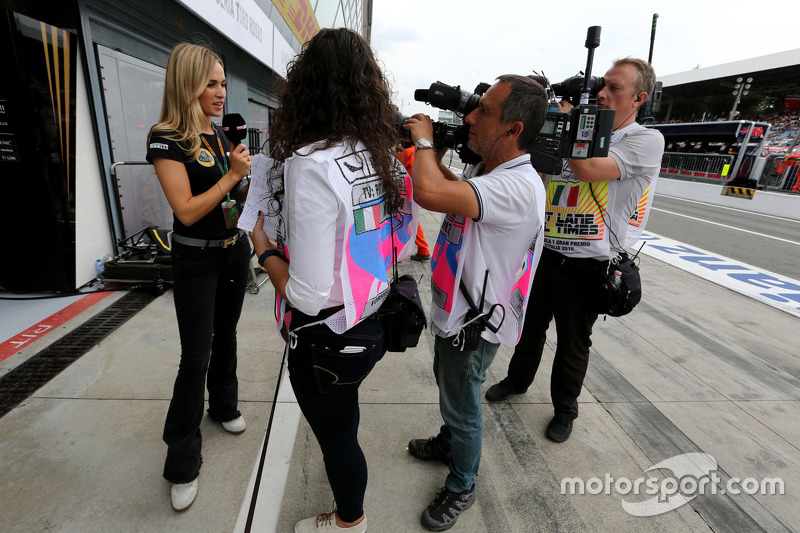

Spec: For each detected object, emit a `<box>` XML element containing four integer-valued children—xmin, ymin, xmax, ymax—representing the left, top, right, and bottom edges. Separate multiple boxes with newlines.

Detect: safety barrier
<box><xmin>659</xmin><ymin>153</ymin><xmax>735</xmax><ymax>184</ymax></box>
<box><xmin>762</xmin><ymin>155</ymin><xmax>800</xmax><ymax>193</ymax></box>
<box><xmin>722</xmin><ymin>185</ymin><xmax>755</xmax><ymax>199</ymax></box>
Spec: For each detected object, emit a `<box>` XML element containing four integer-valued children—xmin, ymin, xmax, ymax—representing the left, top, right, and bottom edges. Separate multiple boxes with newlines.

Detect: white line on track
<box><xmin>651</xmin><ymin>207</ymin><xmax>800</xmax><ymax>246</ymax></box>
<box><xmin>656</xmin><ymin>194</ymin><xmax>800</xmax><ymax>225</ymax></box>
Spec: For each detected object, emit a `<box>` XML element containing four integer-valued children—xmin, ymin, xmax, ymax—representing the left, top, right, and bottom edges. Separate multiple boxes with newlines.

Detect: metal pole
<box><xmin>730</xmin><ymin>77</ymin><xmax>752</xmax><ymax>121</ymax></box>
<box><xmin>648</xmin><ymin>14</ymin><xmax>659</xmax><ymax>64</ymax></box>
<box><xmin>729</xmin><ymin>85</ymin><xmax>744</xmax><ymax>121</ymax></box>
<box><xmin>362</xmin><ymin>0</ymin><xmax>373</xmax><ymax>42</ymax></box>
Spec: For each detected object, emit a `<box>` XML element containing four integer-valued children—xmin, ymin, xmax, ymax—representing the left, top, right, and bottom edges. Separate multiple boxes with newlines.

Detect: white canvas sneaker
<box><xmin>294</xmin><ymin>510</ymin><xmax>367</xmax><ymax>532</ymax></box>
<box><xmin>170</xmin><ymin>479</ymin><xmax>198</xmax><ymax>511</ymax></box>
<box><xmin>222</xmin><ymin>415</ymin><xmax>246</xmax><ymax>434</ymax></box>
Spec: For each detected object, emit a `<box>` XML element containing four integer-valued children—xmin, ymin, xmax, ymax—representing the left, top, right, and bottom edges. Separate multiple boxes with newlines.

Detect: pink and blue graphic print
<box><xmin>509</xmin><ymin>226</ymin><xmax>542</xmax><ymax>341</ymax></box>
<box><xmin>345</xmin><ymin>167</ymin><xmax>415</xmax><ymax>323</ymax></box>
<box><xmin>509</xmin><ymin>250</ymin><xmax>534</xmax><ymax>341</ymax></box>
<box><xmin>430</xmin><ymin>214</ymin><xmax>470</xmax><ymax>313</ymax></box>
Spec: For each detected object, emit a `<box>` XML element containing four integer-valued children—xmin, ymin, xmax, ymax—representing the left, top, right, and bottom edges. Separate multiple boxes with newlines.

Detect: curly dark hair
<box><xmin>267</xmin><ymin>28</ymin><xmax>402</xmax><ymax>214</ymax></box>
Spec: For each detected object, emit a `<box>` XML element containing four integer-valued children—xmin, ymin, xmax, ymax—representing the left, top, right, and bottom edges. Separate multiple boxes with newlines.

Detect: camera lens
<box><xmin>423</xmin><ymin>82</ymin><xmax>480</xmax><ymax>115</ymax></box>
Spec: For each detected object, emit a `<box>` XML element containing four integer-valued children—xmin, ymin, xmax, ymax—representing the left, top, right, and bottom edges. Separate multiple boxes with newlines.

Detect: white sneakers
<box><xmin>294</xmin><ymin>510</ymin><xmax>367</xmax><ymax>532</ymax></box>
<box><xmin>170</xmin><ymin>479</ymin><xmax>198</xmax><ymax>511</ymax></box>
<box><xmin>169</xmin><ymin>415</ymin><xmax>245</xmax><ymax>511</ymax></box>
<box><xmin>222</xmin><ymin>415</ymin><xmax>246</xmax><ymax>434</ymax></box>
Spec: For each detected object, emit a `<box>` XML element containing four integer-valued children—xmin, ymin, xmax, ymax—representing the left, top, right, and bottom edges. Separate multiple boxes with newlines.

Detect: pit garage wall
<box><xmin>75</xmin><ymin>52</ymin><xmax>113</xmax><ymax>286</ymax></box>
<box><xmin>655</xmin><ymin>178</ymin><xmax>800</xmax><ymax>221</ymax></box>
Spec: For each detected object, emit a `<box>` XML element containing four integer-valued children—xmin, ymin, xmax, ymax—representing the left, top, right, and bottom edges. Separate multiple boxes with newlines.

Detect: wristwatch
<box><xmin>414</xmin><ymin>138</ymin><xmax>435</xmax><ymax>150</ymax></box>
<box><xmin>258</xmin><ymin>249</ymin><xmax>288</xmax><ymax>269</ymax></box>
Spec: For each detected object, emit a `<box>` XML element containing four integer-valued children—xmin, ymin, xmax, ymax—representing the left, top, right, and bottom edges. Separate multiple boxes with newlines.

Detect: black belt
<box><xmin>542</xmin><ymin>247</ymin><xmax>608</xmax><ymax>269</ymax></box>
<box><xmin>172</xmin><ymin>230</ymin><xmax>246</xmax><ymax>248</ymax></box>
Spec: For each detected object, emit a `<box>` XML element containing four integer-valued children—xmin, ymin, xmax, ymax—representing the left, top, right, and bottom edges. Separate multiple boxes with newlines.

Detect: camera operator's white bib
<box><xmin>543</xmin><ymin>122</ymin><xmax>663</xmax><ymax>259</ymax></box>
<box><xmin>429</xmin><ymin>154</ymin><xmax>545</xmax><ymax>346</ymax></box>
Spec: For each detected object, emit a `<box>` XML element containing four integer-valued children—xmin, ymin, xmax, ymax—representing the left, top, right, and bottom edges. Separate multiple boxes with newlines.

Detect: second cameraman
<box><xmin>486</xmin><ymin>58</ymin><xmax>665</xmax><ymax>443</ymax></box>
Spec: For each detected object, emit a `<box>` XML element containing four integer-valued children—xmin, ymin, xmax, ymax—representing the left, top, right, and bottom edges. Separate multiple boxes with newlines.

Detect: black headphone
<box><xmin>506</xmin><ymin>129</ymin><xmax>514</xmax><ymax>135</ymax></box>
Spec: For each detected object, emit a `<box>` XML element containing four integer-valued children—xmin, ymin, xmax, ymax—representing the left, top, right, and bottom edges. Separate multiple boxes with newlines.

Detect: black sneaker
<box><xmin>411</xmin><ymin>253</ymin><xmax>431</xmax><ymax>261</ymax></box>
<box><xmin>484</xmin><ymin>378</ymin><xmax>528</xmax><ymax>402</ymax></box>
<box><xmin>421</xmin><ymin>485</ymin><xmax>476</xmax><ymax>531</ymax></box>
<box><xmin>546</xmin><ymin>415</ymin><xmax>573</xmax><ymax>442</ymax></box>
<box><xmin>408</xmin><ymin>436</ymin><xmax>451</xmax><ymax>465</ymax></box>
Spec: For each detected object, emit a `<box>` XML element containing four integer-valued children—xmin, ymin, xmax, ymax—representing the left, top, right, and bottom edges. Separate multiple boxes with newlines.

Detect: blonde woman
<box><xmin>146</xmin><ymin>42</ymin><xmax>251</xmax><ymax>511</ymax></box>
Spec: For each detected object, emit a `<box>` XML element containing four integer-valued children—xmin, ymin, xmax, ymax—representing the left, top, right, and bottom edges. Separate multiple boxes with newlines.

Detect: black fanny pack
<box><xmin>378</xmin><ymin>218</ymin><xmax>427</xmax><ymax>353</ymax></box>
<box><xmin>378</xmin><ymin>274</ymin><xmax>427</xmax><ymax>352</ymax></box>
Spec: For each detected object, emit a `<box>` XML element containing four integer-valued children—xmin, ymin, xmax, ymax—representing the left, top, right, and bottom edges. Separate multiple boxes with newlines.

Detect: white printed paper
<box><xmin>237</xmin><ymin>154</ymin><xmax>283</xmax><ymax>239</ymax></box>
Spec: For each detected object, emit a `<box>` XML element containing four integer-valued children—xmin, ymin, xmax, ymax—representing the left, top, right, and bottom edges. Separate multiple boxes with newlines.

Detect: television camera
<box><xmin>397</xmin><ymin>81</ymin><xmax>490</xmax><ymax>165</ymax></box>
<box><xmin>405</xmin><ymin>26</ymin><xmax>617</xmax><ymax>175</ymax></box>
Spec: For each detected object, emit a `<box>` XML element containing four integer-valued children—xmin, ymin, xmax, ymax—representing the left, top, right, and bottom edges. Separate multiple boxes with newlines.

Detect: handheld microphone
<box><xmin>221</xmin><ymin>113</ymin><xmax>248</xmax><ymax>150</ymax></box>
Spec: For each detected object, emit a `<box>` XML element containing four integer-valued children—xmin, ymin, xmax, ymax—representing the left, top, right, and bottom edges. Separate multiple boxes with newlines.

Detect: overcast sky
<box><xmin>371</xmin><ymin>0</ymin><xmax>800</xmax><ymax>117</ymax></box>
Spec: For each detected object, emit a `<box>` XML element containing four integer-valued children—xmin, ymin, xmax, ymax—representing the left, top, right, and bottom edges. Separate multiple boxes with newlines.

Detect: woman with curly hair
<box><xmin>250</xmin><ymin>28</ymin><xmax>417</xmax><ymax>533</ymax></box>
<box><xmin>146</xmin><ymin>42</ymin><xmax>251</xmax><ymax>512</ymax></box>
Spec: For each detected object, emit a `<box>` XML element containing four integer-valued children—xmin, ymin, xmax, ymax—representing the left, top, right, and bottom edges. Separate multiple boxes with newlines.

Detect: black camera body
<box><xmin>398</xmin><ymin>118</ymin><xmax>468</xmax><ymax>150</ymax></box>
<box><xmin>528</xmin><ymin>71</ymin><xmax>615</xmax><ymax>174</ymax></box>
<box><xmin>530</xmin><ymin>104</ymin><xmax>615</xmax><ymax>175</ymax></box>
<box><xmin>399</xmin><ymin>81</ymin><xmax>488</xmax><ymax>165</ymax></box>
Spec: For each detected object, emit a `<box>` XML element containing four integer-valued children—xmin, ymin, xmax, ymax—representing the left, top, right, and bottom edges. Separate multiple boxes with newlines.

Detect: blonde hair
<box><xmin>612</xmin><ymin>57</ymin><xmax>656</xmax><ymax>97</ymax></box>
<box><xmin>149</xmin><ymin>43</ymin><xmax>223</xmax><ymax>161</ymax></box>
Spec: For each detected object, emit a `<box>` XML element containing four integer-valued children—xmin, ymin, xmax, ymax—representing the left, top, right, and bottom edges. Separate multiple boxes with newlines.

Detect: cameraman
<box><xmin>485</xmin><ymin>58</ymin><xmax>665</xmax><ymax>444</ymax></box>
<box><xmin>404</xmin><ymin>74</ymin><xmax>547</xmax><ymax>531</ymax></box>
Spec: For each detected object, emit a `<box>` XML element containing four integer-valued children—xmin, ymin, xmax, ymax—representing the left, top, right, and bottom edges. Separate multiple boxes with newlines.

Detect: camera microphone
<box><xmin>221</xmin><ymin>113</ymin><xmax>248</xmax><ymax>150</ymax></box>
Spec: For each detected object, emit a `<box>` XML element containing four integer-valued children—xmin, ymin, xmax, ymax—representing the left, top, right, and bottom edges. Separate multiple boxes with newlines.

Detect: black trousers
<box><xmin>287</xmin><ymin>315</ymin><xmax>385</xmax><ymax>523</ymax></box>
<box><xmin>162</xmin><ymin>238</ymin><xmax>250</xmax><ymax>484</ymax></box>
<box><xmin>506</xmin><ymin>248</ymin><xmax>606</xmax><ymax>420</ymax></box>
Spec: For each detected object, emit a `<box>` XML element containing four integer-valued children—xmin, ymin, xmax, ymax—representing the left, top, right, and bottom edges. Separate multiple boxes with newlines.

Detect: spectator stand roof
<box><xmin>658</xmin><ymin>48</ymin><xmax>800</xmax><ymax>106</ymax></box>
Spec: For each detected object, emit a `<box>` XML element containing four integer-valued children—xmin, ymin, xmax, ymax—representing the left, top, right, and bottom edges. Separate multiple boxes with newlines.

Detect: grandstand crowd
<box><xmin>762</xmin><ymin>112</ymin><xmax>800</xmax><ymax>144</ymax></box>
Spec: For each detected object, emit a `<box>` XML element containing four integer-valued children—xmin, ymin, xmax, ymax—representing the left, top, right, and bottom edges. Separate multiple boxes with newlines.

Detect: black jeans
<box><xmin>505</xmin><ymin>248</ymin><xmax>606</xmax><ymax>420</ymax></box>
<box><xmin>287</xmin><ymin>315</ymin><xmax>385</xmax><ymax>523</ymax></box>
<box><xmin>162</xmin><ymin>238</ymin><xmax>250</xmax><ymax>484</ymax></box>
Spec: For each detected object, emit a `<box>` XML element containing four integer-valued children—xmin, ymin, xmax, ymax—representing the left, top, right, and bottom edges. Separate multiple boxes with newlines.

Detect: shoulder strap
<box><xmin>390</xmin><ymin>213</ymin><xmax>399</xmax><ymax>283</ymax></box>
<box><xmin>458</xmin><ymin>271</ymin><xmax>504</xmax><ymax>334</ymax></box>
